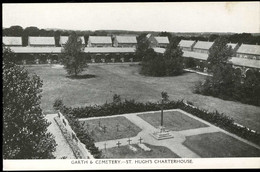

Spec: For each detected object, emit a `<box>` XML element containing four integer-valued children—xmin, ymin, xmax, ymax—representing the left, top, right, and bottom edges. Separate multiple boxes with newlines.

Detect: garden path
<box><xmin>46</xmin><ymin>114</ymin><xmax>75</xmax><ymax>159</ymax></box>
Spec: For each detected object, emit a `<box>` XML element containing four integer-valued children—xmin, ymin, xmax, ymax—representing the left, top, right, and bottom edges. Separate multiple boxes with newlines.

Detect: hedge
<box><xmin>54</xmin><ymin>98</ymin><xmax>260</xmax><ymax>146</ymax></box>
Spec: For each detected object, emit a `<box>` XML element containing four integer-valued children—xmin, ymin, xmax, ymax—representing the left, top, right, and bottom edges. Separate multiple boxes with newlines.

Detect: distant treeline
<box><xmin>3</xmin><ymin>25</ymin><xmax>260</xmax><ymax>46</ymax></box>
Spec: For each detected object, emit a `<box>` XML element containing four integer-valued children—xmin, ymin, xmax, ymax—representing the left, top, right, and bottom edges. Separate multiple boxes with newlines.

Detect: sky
<box><xmin>2</xmin><ymin>2</ymin><xmax>260</xmax><ymax>33</ymax></box>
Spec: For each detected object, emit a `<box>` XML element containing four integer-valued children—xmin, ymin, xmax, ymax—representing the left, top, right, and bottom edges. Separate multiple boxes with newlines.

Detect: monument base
<box><xmin>150</xmin><ymin>126</ymin><xmax>174</xmax><ymax>140</ymax></box>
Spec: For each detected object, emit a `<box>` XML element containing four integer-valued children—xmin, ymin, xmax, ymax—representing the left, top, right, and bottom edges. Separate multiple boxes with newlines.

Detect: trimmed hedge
<box><xmin>54</xmin><ymin>98</ymin><xmax>260</xmax><ymax>146</ymax></box>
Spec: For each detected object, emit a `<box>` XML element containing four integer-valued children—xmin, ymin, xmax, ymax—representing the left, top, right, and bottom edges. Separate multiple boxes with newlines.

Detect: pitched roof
<box><xmin>88</xmin><ymin>36</ymin><xmax>112</xmax><ymax>44</ymax></box>
<box><xmin>182</xmin><ymin>51</ymin><xmax>208</xmax><ymax>61</ymax></box>
<box><xmin>236</xmin><ymin>44</ymin><xmax>260</xmax><ymax>55</ymax></box>
<box><xmin>154</xmin><ymin>36</ymin><xmax>169</xmax><ymax>44</ymax></box>
<box><xmin>178</xmin><ymin>40</ymin><xmax>196</xmax><ymax>48</ymax></box>
<box><xmin>115</xmin><ymin>36</ymin><xmax>137</xmax><ymax>44</ymax></box>
<box><xmin>28</xmin><ymin>37</ymin><xmax>55</xmax><ymax>46</ymax></box>
<box><xmin>60</xmin><ymin>36</ymin><xmax>85</xmax><ymax>45</ymax></box>
<box><xmin>3</xmin><ymin>37</ymin><xmax>22</xmax><ymax>46</ymax></box>
<box><xmin>193</xmin><ymin>41</ymin><xmax>214</xmax><ymax>50</ymax></box>
<box><xmin>84</xmin><ymin>47</ymin><xmax>135</xmax><ymax>53</ymax></box>
<box><xmin>153</xmin><ymin>47</ymin><xmax>166</xmax><ymax>54</ymax></box>
<box><xmin>9</xmin><ymin>47</ymin><xmax>61</xmax><ymax>53</ymax></box>
<box><xmin>229</xmin><ymin>57</ymin><xmax>260</xmax><ymax>69</ymax></box>
<box><xmin>227</xmin><ymin>43</ymin><xmax>238</xmax><ymax>50</ymax></box>
<box><xmin>8</xmin><ymin>47</ymin><xmax>135</xmax><ymax>54</ymax></box>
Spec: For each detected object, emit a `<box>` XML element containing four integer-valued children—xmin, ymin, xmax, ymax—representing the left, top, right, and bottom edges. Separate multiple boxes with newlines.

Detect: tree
<box><xmin>135</xmin><ymin>33</ymin><xmax>150</xmax><ymax>60</ymax></box>
<box><xmin>60</xmin><ymin>32</ymin><xmax>87</xmax><ymax>76</ymax></box>
<box><xmin>3</xmin><ymin>47</ymin><xmax>57</xmax><ymax>159</ymax></box>
<box><xmin>163</xmin><ymin>37</ymin><xmax>184</xmax><ymax>76</ymax></box>
<box><xmin>207</xmin><ymin>36</ymin><xmax>234</xmax><ymax>70</ymax></box>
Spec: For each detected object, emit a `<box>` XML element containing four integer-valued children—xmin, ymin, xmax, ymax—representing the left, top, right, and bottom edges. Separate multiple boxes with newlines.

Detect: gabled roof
<box><xmin>229</xmin><ymin>57</ymin><xmax>260</xmax><ymax>69</ymax></box>
<box><xmin>60</xmin><ymin>36</ymin><xmax>85</xmax><ymax>45</ymax></box>
<box><xmin>182</xmin><ymin>51</ymin><xmax>208</xmax><ymax>61</ymax></box>
<box><xmin>28</xmin><ymin>37</ymin><xmax>55</xmax><ymax>46</ymax></box>
<box><xmin>9</xmin><ymin>47</ymin><xmax>61</xmax><ymax>53</ymax></box>
<box><xmin>236</xmin><ymin>44</ymin><xmax>260</xmax><ymax>55</ymax></box>
<box><xmin>178</xmin><ymin>40</ymin><xmax>196</xmax><ymax>48</ymax></box>
<box><xmin>3</xmin><ymin>37</ymin><xmax>22</xmax><ymax>46</ymax></box>
<box><xmin>193</xmin><ymin>41</ymin><xmax>214</xmax><ymax>50</ymax></box>
<box><xmin>227</xmin><ymin>43</ymin><xmax>238</xmax><ymax>50</ymax></box>
<box><xmin>154</xmin><ymin>36</ymin><xmax>169</xmax><ymax>44</ymax></box>
<box><xmin>115</xmin><ymin>36</ymin><xmax>137</xmax><ymax>44</ymax></box>
<box><xmin>88</xmin><ymin>36</ymin><xmax>112</xmax><ymax>44</ymax></box>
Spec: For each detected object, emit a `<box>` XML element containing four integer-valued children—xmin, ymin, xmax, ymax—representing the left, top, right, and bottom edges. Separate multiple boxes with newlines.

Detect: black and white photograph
<box><xmin>2</xmin><ymin>2</ymin><xmax>260</xmax><ymax>170</ymax></box>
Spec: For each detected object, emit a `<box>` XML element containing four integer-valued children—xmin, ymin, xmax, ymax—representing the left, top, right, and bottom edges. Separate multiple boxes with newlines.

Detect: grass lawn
<box><xmin>79</xmin><ymin>116</ymin><xmax>142</xmax><ymax>142</ymax></box>
<box><xmin>24</xmin><ymin>64</ymin><xmax>260</xmax><ymax>131</ymax></box>
<box><xmin>183</xmin><ymin>132</ymin><xmax>260</xmax><ymax>157</ymax></box>
<box><xmin>138</xmin><ymin>111</ymin><xmax>208</xmax><ymax>131</ymax></box>
<box><xmin>103</xmin><ymin>143</ymin><xmax>180</xmax><ymax>158</ymax></box>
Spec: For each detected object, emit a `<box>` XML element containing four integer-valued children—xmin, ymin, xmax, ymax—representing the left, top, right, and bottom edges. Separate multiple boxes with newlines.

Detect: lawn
<box><xmin>137</xmin><ymin>111</ymin><xmax>208</xmax><ymax>131</ymax></box>
<box><xmin>103</xmin><ymin>143</ymin><xmax>180</xmax><ymax>158</ymax></box>
<box><xmin>24</xmin><ymin>64</ymin><xmax>260</xmax><ymax>131</ymax></box>
<box><xmin>79</xmin><ymin>116</ymin><xmax>142</xmax><ymax>142</ymax></box>
<box><xmin>183</xmin><ymin>132</ymin><xmax>260</xmax><ymax>157</ymax></box>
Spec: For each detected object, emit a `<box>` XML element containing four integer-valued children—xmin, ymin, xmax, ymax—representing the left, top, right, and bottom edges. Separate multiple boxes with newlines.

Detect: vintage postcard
<box><xmin>2</xmin><ymin>2</ymin><xmax>260</xmax><ymax>170</ymax></box>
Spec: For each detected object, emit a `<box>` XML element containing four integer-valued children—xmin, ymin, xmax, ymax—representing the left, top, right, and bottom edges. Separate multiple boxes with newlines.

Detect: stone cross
<box><xmin>139</xmin><ymin>137</ymin><xmax>143</xmax><ymax>144</ymax></box>
<box><xmin>116</xmin><ymin>141</ymin><xmax>121</xmax><ymax>148</ymax></box>
<box><xmin>127</xmin><ymin>138</ymin><xmax>132</xmax><ymax>145</ymax></box>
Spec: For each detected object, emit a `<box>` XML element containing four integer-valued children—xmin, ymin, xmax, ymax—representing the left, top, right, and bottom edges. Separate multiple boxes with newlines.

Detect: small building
<box><xmin>28</xmin><ymin>37</ymin><xmax>55</xmax><ymax>47</ymax></box>
<box><xmin>59</xmin><ymin>36</ymin><xmax>85</xmax><ymax>46</ymax></box>
<box><xmin>87</xmin><ymin>36</ymin><xmax>112</xmax><ymax>47</ymax></box>
<box><xmin>113</xmin><ymin>36</ymin><xmax>137</xmax><ymax>47</ymax></box>
<box><xmin>146</xmin><ymin>34</ymin><xmax>169</xmax><ymax>48</ymax></box>
<box><xmin>236</xmin><ymin>44</ymin><xmax>260</xmax><ymax>60</ymax></box>
<box><xmin>193</xmin><ymin>41</ymin><xmax>214</xmax><ymax>54</ymax></box>
<box><xmin>178</xmin><ymin>40</ymin><xmax>196</xmax><ymax>51</ymax></box>
<box><xmin>3</xmin><ymin>36</ymin><xmax>22</xmax><ymax>46</ymax></box>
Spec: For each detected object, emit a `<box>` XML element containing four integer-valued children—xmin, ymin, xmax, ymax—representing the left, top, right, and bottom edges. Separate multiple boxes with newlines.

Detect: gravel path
<box><xmin>46</xmin><ymin>114</ymin><xmax>75</xmax><ymax>159</ymax></box>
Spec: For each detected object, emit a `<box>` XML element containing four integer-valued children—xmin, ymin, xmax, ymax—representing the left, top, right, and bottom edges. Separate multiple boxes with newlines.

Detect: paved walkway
<box><xmin>83</xmin><ymin>109</ymin><xmax>260</xmax><ymax>158</ymax></box>
<box><xmin>45</xmin><ymin>114</ymin><xmax>75</xmax><ymax>159</ymax></box>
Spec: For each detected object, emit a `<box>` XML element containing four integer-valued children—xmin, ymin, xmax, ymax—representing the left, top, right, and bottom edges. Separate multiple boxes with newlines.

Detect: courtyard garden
<box><xmin>183</xmin><ymin>132</ymin><xmax>260</xmax><ymax>157</ymax></box>
<box><xmin>137</xmin><ymin>111</ymin><xmax>208</xmax><ymax>131</ymax></box>
<box><xmin>79</xmin><ymin>116</ymin><xmax>142</xmax><ymax>142</ymax></box>
<box><xmin>24</xmin><ymin>63</ymin><xmax>260</xmax><ymax>132</ymax></box>
<box><xmin>102</xmin><ymin>143</ymin><xmax>180</xmax><ymax>158</ymax></box>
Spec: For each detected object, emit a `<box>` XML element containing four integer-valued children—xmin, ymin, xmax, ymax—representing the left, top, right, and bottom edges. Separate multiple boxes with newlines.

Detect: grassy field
<box><xmin>24</xmin><ymin>64</ymin><xmax>260</xmax><ymax>131</ymax></box>
<box><xmin>183</xmin><ymin>132</ymin><xmax>260</xmax><ymax>157</ymax></box>
<box><xmin>79</xmin><ymin>116</ymin><xmax>142</xmax><ymax>142</ymax></box>
<box><xmin>103</xmin><ymin>143</ymin><xmax>180</xmax><ymax>158</ymax></box>
<box><xmin>138</xmin><ymin>111</ymin><xmax>208</xmax><ymax>131</ymax></box>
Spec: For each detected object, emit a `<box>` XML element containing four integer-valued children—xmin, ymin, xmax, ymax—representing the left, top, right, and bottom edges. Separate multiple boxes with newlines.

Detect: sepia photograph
<box><xmin>2</xmin><ymin>2</ymin><xmax>260</xmax><ymax>170</ymax></box>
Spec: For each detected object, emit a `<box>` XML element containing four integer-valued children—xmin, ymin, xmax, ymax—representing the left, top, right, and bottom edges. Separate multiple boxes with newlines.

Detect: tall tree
<box><xmin>163</xmin><ymin>37</ymin><xmax>184</xmax><ymax>76</ymax></box>
<box><xmin>135</xmin><ymin>33</ymin><xmax>150</xmax><ymax>60</ymax></box>
<box><xmin>3</xmin><ymin>47</ymin><xmax>57</xmax><ymax>159</ymax></box>
<box><xmin>60</xmin><ymin>32</ymin><xmax>87</xmax><ymax>76</ymax></box>
<box><xmin>207</xmin><ymin>36</ymin><xmax>234</xmax><ymax>70</ymax></box>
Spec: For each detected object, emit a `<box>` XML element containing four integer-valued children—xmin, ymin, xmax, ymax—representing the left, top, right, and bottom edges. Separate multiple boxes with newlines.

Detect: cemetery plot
<box><xmin>183</xmin><ymin>132</ymin><xmax>260</xmax><ymax>157</ymax></box>
<box><xmin>102</xmin><ymin>143</ymin><xmax>180</xmax><ymax>158</ymax></box>
<box><xmin>80</xmin><ymin>116</ymin><xmax>142</xmax><ymax>142</ymax></box>
<box><xmin>138</xmin><ymin>111</ymin><xmax>208</xmax><ymax>131</ymax></box>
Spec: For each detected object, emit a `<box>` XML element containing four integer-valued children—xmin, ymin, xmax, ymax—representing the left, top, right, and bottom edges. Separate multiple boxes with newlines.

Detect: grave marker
<box><xmin>139</xmin><ymin>137</ymin><xmax>143</xmax><ymax>144</ymax></box>
<box><xmin>127</xmin><ymin>138</ymin><xmax>132</xmax><ymax>145</ymax></box>
<box><xmin>116</xmin><ymin>141</ymin><xmax>121</xmax><ymax>148</ymax></box>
